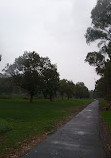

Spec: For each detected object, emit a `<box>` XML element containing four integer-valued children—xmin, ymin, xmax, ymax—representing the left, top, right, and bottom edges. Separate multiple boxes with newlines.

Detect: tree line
<box><xmin>0</xmin><ymin>51</ymin><xmax>90</xmax><ymax>103</ymax></box>
<box><xmin>85</xmin><ymin>0</ymin><xmax>111</xmax><ymax>101</ymax></box>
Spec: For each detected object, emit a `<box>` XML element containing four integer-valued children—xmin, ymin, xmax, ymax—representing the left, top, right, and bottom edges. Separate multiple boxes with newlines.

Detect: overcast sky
<box><xmin>0</xmin><ymin>0</ymin><xmax>99</xmax><ymax>90</ymax></box>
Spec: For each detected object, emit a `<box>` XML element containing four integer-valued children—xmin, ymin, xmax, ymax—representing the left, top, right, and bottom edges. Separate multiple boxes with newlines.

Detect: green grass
<box><xmin>0</xmin><ymin>98</ymin><xmax>93</xmax><ymax>156</ymax></box>
<box><xmin>0</xmin><ymin>119</ymin><xmax>12</xmax><ymax>134</ymax></box>
<box><xmin>99</xmin><ymin>99</ymin><xmax>111</xmax><ymax>130</ymax></box>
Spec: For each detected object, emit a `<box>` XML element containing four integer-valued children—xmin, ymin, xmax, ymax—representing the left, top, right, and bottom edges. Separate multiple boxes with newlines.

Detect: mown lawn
<box><xmin>0</xmin><ymin>98</ymin><xmax>93</xmax><ymax>157</ymax></box>
<box><xmin>99</xmin><ymin>99</ymin><xmax>111</xmax><ymax>130</ymax></box>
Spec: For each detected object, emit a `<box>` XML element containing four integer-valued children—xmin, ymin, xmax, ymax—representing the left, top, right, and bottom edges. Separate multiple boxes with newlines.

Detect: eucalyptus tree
<box><xmin>4</xmin><ymin>51</ymin><xmax>42</xmax><ymax>103</ymax></box>
<box><xmin>75</xmin><ymin>82</ymin><xmax>89</xmax><ymax>98</ymax></box>
<box><xmin>40</xmin><ymin>57</ymin><xmax>59</xmax><ymax>101</ymax></box>
<box><xmin>85</xmin><ymin>0</ymin><xmax>111</xmax><ymax>100</ymax></box>
<box><xmin>59</xmin><ymin>79</ymin><xmax>75</xmax><ymax>99</ymax></box>
<box><xmin>59</xmin><ymin>79</ymin><xmax>68</xmax><ymax>99</ymax></box>
<box><xmin>4</xmin><ymin>51</ymin><xmax>59</xmax><ymax>102</ymax></box>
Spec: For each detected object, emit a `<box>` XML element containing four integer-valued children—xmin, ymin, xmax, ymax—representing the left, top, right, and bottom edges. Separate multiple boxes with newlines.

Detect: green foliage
<box><xmin>0</xmin><ymin>98</ymin><xmax>93</xmax><ymax>156</ymax></box>
<box><xmin>0</xmin><ymin>119</ymin><xmax>12</xmax><ymax>134</ymax></box>
<box><xmin>59</xmin><ymin>79</ymin><xmax>68</xmax><ymax>99</ymax></box>
<box><xmin>85</xmin><ymin>0</ymin><xmax>111</xmax><ymax>64</ymax></box>
<box><xmin>59</xmin><ymin>80</ymin><xmax>89</xmax><ymax>99</ymax></box>
<box><xmin>0</xmin><ymin>77</ymin><xmax>19</xmax><ymax>95</ymax></box>
<box><xmin>4</xmin><ymin>51</ymin><xmax>41</xmax><ymax>103</ymax></box>
<box><xmin>96</xmin><ymin>61</ymin><xmax>111</xmax><ymax>100</ymax></box>
<box><xmin>3</xmin><ymin>52</ymin><xmax>59</xmax><ymax>103</ymax></box>
<box><xmin>102</xmin><ymin>111</ymin><xmax>111</xmax><ymax>130</ymax></box>
<box><xmin>59</xmin><ymin>79</ymin><xmax>75</xmax><ymax>99</ymax></box>
<box><xmin>40</xmin><ymin>57</ymin><xmax>59</xmax><ymax>100</ymax></box>
<box><xmin>99</xmin><ymin>99</ymin><xmax>111</xmax><ymax>130</ymax></box>
<box><xmin>75</xmin><ymin>82</ymin><xmax>89</xmax><ymax>98</ymax></box>
<box><xmin>91</xmin><ymin>0</ymin><xmax>111</xmax><ymax>29</ymax></box>
<box><xmin>1</xmin><ymin>51</ymin><xmax>90</xmax><ymax>101</ymax></box>
<box><xmin>85</xmin><ymin>52</ymin><xmax>105</xmax><ymax>75</ymax></box>
<box><xmin>85</xmin><ymin>27</ymin><xmax>107</xmax><ymax>44</ymax></box>
<box><xmin>85</xmin><ymin>0</ymin><xmax>111</xmax><ymax>100</ymax></box>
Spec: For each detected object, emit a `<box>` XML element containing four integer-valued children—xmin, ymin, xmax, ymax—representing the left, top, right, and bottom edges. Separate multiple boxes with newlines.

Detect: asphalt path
<box><xmin>22</xmin><ymin>100</ymin><xmax>106</xmax><ymax>158</ymax></box>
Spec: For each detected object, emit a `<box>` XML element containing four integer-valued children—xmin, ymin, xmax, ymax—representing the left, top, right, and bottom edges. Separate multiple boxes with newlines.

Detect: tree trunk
<box><xmin>30</xmin><ymin>94</ymin><xmax>33</xmax><ymax>103</ymax></box>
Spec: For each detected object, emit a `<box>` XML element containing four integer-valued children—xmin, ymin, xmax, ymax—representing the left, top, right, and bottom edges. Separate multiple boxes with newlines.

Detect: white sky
<box><xmin>0</xmin><ymin>0</ymin><xmax>99</xmax><ymax>90</ymax></box>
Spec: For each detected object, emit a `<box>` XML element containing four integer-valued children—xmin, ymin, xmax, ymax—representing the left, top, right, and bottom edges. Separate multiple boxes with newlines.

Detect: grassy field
<box><xmin>0</xmin><ymin>98</ymin><xmax>93</xmax><ymax>157</ymax></box>
<box><xmin>99</xmin><ymin>99</ymin><xmax>111</xmax><ymax>130</ymax></box>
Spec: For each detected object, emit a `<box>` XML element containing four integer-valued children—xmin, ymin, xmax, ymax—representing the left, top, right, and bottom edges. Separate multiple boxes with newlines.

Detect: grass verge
<box><xmin>0</xmin><ymin>98</ymin><xmax>93</xmax><ymax>157</ymax></box>
<box><xmin>99</xmin><ymin>99</ymin><xmax>111</xmax><ymax>157</ymax></box>
<box><xmin>0</xmin><ymin>119</ymin><xmax>12</xmax><ymax>134</ymax></box>
<box><xmin>99</xmin><ymin>99</ymin><xmax>111</xmax><ymax>130</ymax></box>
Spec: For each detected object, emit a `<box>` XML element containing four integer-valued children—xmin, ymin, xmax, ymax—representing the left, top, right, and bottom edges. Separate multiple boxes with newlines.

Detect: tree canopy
<box><xmin>40</xmin><ymin>57</ymin><xmax>59</xmax><ymax>100</ymax></box>
<box><xmin>1</xmin><ymin>51</ymin><xmax>90</xmax><ymax>102</ymax></box>
<box><xmin>59</xmin><ymin>80</ymin><xmax>89</xmax><ymax>99</ymax></box>
<box><xmin>85</xmin><ymin>0</ymin><xmax>111</xmax><ymax>100</ymax></box>
<box><xmin>85</xmin><ymin>0</ymin><xmax>111</xmax><ymax>67</ymax></box>
<box><xmin>4</xmin><ymin>51</ymin><xmax>59</xmax><ymax>103</ymax></box>
<box><xmin>75</xmin><ymin>82</ymin><xmax>89</xmax><ymax>98</ymax></box>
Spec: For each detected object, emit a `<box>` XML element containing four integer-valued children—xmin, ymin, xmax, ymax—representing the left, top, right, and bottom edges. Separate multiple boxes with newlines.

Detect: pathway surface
<box><xmin>22</xmin><ymin>100</ymin><xmax>105</xmax><ymax>158</ymax></box>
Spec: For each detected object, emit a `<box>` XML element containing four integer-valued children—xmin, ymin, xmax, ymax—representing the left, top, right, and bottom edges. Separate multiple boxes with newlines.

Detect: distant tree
<box><xmin>75</xmin><ymin>82</ymin><xmax>89</xmax><ymax>98</ymax></box>
<box><xmin>65</xmin><ymin>81</ymin><xmax>75</xmax><ymax>99</ymax></box>
<box><xmin>40</xmin><ymin>57</ymin><xmax>59</xmax><ymax>101</ymax></box>
<box><xmin>0</xmin><ymin>77</ymin><xmax>13</xmax><ymax>95</ymax></box>
<box><xmin>89</xmin><ymin>90</ymin><xmax>99</xmax><ymax>98</ymax></box>
<box><xmin>4</xmin><ymin>51</ymin><xmax>42</xmax><ymax>103</ymax></box>
<box><xmin>59</xmin><ymin>79</ymin><xmax>68</xmax><ymax>99</ymax></box>
<box><xmin>59</xmin><ymin>79</ymin><xmax>75</xmax><ymax>99</ymax></box>
<box><xmin>89</xmin><ymin>90</ymin><xmax>94</xmax><ymax>98</ymax></box>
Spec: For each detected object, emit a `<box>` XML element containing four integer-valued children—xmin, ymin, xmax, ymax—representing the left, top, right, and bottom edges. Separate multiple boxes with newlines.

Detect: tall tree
<box><xmin>85</xmin><ymin>0</ymin><xmax>111</xmax><ymax>72</ymax></box>
<box><xmin>85</xmin><ymin>0</ymin><xmax>111</xmax><ymax>100</ymax></box>
<box><xmin>95</xmin><ymin>61</ymin><xmax>111</xmax><ymax>100</ymax></box>
<box><xmin>40</xmin><ymin>57</ymin><xmax>59</xmax><ymax>101</ymax></box>
<box><xmin>4</xmin><ymin>51</ymin><xmax>42</xmax><ymax>103</ymax></box>
<box><xmin>4</xmin><ymin>52</ymin><xmax>59</xmax><ymax>102</ymax></box>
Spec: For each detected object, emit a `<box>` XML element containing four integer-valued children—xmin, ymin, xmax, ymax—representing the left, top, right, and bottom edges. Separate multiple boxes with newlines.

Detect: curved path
<box><xmin>22</xmin><ymin>100</ymin><xmax>105</xmax><ymax>158</ymax></box>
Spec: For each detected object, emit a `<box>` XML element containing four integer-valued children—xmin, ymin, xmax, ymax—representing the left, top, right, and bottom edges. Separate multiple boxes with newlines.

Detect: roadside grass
<box><xmin>99</xmin><ymin>99</ymin><xmax>111</xmax><ymax>130</ymax></box>
<box><xmin>0</xmin><ymin>98</ymin><xmax>93</xmax><ymax>156</ymax></box>
<box><xmin>0</xmin><ymin>119</ymin><xmax>12</xmax><ymax>134</ymax></box>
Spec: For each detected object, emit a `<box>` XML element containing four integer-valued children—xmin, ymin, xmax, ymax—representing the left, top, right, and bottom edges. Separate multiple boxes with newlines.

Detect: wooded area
<box><xmin>0</xmin><ymin>51</ymin><xmax>90</xmax><ymax>103</ymax></box>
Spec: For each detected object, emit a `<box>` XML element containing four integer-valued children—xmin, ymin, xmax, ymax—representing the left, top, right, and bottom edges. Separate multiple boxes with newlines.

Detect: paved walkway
<box><xmin>22</xmin><ymin>100</ymin><xmax>105</xmax><ymax>158</ymax></box>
